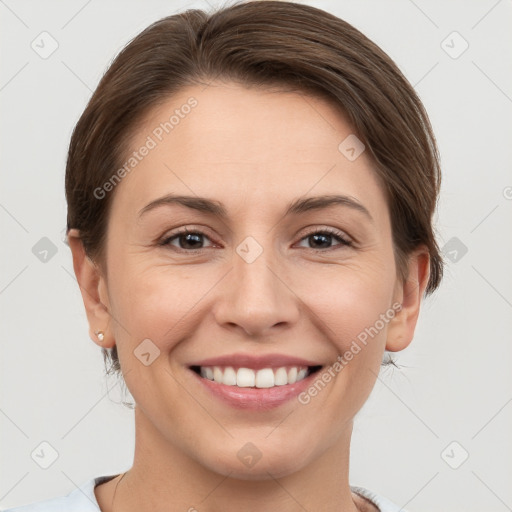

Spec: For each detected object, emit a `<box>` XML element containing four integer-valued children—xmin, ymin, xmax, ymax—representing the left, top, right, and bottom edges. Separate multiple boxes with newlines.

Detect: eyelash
<box><xmin>158</xmin><ymin>226</ymin><xmax>353</xmax><ymax>253</ymax></box>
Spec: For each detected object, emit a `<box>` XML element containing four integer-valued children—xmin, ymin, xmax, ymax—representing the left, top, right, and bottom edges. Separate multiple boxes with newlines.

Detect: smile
<box><xmin>191</xmin><ymin>365</ymin><xmax>323</xmax><ymax>388</ymax></box>
<box><xmin>188</xmin><ymin>362</ymin><xmax>325</xmax><ymax>410</ymax></box>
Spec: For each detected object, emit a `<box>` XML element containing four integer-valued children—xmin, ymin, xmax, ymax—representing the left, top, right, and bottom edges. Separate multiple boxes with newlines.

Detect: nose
<box><xmin>213</xmin><ymin>240</ymin><xmax>300</xmax><ymax>338</ymax></box>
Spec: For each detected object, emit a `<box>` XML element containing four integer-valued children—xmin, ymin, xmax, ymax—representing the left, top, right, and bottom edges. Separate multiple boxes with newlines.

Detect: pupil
<box><xmin>311</xmin><ymin>233</ymin><xmax>330</xmax><ymax>248</ymax></box>
<box><xmin>182</xmin><ymin>233</ymin><xmax>202</xmax><ymax>248</ymax></box>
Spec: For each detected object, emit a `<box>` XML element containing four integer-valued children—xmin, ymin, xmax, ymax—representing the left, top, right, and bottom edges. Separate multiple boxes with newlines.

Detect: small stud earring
<box><xmin>94</xmin><ymin>330</ymin><xmax>105</xmax><ymax>342</ymax></box>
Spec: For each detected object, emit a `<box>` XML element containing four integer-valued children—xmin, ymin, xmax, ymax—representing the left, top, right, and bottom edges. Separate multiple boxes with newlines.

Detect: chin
<box><xmin>195</xmin><ymin>438</ymin><xmax>315</xmax><ymax>481</ymax></box>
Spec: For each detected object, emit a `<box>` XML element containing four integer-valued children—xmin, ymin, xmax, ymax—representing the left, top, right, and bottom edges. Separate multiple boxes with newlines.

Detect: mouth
<box><xmin>186</xmin><ymin>352</ymin><xmax>328</xmax><ymax>410</ymax></box>
<box><xmin>187</xmin><ymin>363</ymin><xmax>325</xmax><ymax>410</ymax></box>
<box><xmin>189</xmin><ymin>364</ymin><xmax>323</xmax><ymax>388</ymax></box>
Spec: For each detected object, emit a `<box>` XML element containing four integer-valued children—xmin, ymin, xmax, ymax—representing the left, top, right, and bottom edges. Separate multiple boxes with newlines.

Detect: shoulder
<box><xmin>1</xmin><ymin>475</ymin><xmax>118</xmax><ymax>512</ymax></box>
<box><xmin>350</xmin><ymin>485</ymin><xmax>409</xmax><ymax>512</ymax></box>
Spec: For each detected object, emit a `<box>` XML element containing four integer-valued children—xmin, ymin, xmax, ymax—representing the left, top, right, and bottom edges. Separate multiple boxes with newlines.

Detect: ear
<box><xmin>386</xmin><ymin>246</ymin><xmax>431</xmax><ymax>352</ymax></box>
<box><xmin>67</xmin><ymin>229</ymin><xmax>115</xmax><ymax>349</ymax></box>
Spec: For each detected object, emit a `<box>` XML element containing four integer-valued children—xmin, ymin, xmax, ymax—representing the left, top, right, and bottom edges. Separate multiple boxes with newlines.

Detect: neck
<box><xmin>102</xmin><ymin>407</ymin><xmax>362</xmax><ymax>512</ymax></box>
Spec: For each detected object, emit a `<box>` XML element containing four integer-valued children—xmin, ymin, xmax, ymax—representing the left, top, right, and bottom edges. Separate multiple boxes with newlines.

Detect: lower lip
<box><xmin>189</xmin><ymin>368</ymin><xmax>320</xmax><ymax>410</ymax></box>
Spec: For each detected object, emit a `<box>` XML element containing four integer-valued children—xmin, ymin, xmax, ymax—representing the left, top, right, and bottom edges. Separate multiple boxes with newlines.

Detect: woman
<box><xmin>4</xmin><ymin>0</ymin><xmax>443</xmax><ymax>510</ymax></box>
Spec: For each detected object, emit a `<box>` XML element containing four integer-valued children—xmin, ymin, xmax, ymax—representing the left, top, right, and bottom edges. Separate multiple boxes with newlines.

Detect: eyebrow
<box><xmin>138</xmin><ymin>193</ymin><xmax>373</xmax><ymax>223</ymax></box>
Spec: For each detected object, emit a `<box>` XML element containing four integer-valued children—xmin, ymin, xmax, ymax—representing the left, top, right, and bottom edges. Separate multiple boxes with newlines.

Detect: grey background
<box><xmin>1</xmin><ymin>0</ymin><xmax>511</xmax><ymax>510</ymax></box>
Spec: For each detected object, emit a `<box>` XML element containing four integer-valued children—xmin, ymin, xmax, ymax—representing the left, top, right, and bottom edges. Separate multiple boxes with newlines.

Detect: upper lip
<box><xmin>188</xmin><ymin>353</ymin><xmax>324</xmax><ymax>370</ymax></box>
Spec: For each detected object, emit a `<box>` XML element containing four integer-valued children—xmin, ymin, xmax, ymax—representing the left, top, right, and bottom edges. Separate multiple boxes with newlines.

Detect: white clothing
<box><xmin>1</xmin><ymin>475</ymin><xmax>409</xmax><ymax>512</ymax></box>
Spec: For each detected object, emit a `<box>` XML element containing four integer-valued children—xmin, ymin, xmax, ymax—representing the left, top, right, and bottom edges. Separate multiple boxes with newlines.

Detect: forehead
<box><xmin>111</xmin><ymin>81</ymin><xmax>388</xmax><ymax>223</ymax></box>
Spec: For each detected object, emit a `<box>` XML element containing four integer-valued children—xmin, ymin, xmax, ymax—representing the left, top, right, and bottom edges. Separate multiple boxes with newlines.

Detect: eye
<box><xmin>296</xmin><ymin>228</ymin><xmax>353</xmax><ymax>251</ymax></box>
<box><xmin>159</xmin><ymin>226</ymin><xmax>353</xmax><ymax>252</ymax></box>
<box><xmin>159</xmin><ymin>228</ymin><xmax>215</xmax><ymax>251</ymax></box>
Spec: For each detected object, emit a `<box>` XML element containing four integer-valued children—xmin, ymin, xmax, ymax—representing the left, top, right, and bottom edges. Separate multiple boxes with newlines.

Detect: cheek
<box><xmin>106</xmin><ymin>259</ymin><xmax>215</xmax><ymax>349</ymax></box>
<box><xmin>303</xmin><ymin>260</ymin><xmax>396</xmax><ymax>349</ymax></box>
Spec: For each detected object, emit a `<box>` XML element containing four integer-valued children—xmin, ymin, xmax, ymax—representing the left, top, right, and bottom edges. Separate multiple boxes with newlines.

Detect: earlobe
<box><xmin>385</xmin><ymin>247</ymin><xmax>431</xmax><ymax>352</ymax></box>
<box><xmin>67</xmin><ymin>229</ymin><xmax>115</xmax><ymax>349</ymax></box>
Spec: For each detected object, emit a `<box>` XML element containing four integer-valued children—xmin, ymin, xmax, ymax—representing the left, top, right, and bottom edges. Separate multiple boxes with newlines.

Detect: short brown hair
<box><xmin>65</xmin><ymin>0</ymin><xmax>444</xmax><ymax>376</ymax></box>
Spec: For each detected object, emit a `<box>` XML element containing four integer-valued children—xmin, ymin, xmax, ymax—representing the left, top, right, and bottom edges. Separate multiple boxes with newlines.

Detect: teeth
<box><xmin>213</xmin><ymin>366</ymin><xmax>223</xmax><ymax>383</ymax></box>
<box><xmin>237</xmin><ymin>368</ymin><xmax>255</xmax><ymax>387</ymax></box>
<box><xmin>255</xmin><ymin>368</ymin><xmax>274</xmax><ymax>388</ymax></box>
<box><xmin>297</xmin><ymin>368</ymin><xmax>307</xmax><ymax>381</ymax></box>
<box><xmin>200</xmin><ymin>367</ymin><xmax>214</xmax><ymax>380</ymax></box>
<box><xmin>274</xmin><ymin>367</ymin><xmax>288</xmax><ymax>386</ymax></box>
<box><xmin>198</xmin><ymin>365</ymin><xmax>312</xmax><ymax>388</ymax></box>
<box><xmin>222</xmin><ymin>366</ymin><xmax>237</xmax><ymax>386</ymax></box>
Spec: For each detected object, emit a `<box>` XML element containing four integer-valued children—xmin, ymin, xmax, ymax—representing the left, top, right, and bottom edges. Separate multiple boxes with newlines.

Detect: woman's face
<box><xmin>85</xmin><ymin>82</ymin><xmax>425</xmax><ymax>479</ymax></box>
